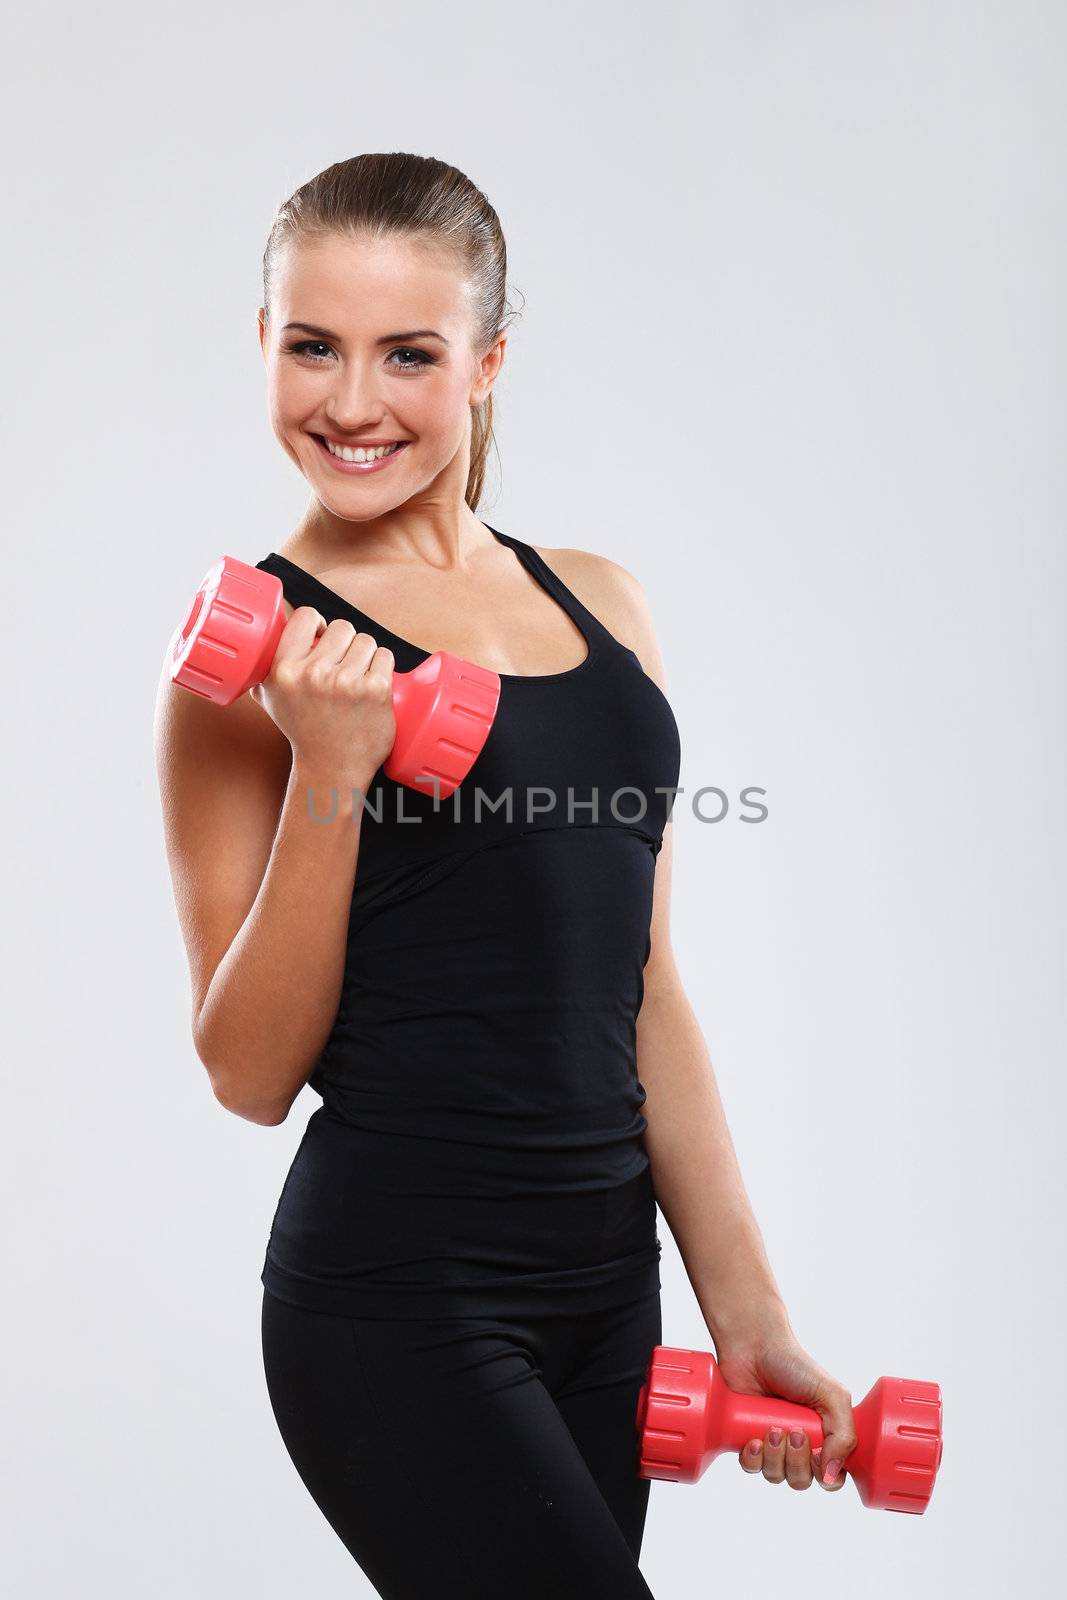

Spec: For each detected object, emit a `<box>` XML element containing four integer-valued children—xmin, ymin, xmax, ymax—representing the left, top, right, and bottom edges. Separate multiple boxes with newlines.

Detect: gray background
<box><xmin>3</xmin><ymin>1</ymin><xmax>1062</xmax><ymax>1594</ymax></box>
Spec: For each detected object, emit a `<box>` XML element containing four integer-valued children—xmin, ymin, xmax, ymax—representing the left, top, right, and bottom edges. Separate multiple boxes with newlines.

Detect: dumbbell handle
<box><xmin>712</xmin><ymin>1391</ymin><xmax>828</xmax><ymax>1453</ymax></box>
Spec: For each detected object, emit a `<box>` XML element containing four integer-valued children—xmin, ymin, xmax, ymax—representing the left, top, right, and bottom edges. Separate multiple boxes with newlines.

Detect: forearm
<box><xmin>196</xmin><ymin>760</ymin><xmax>374</xmax><ymax>1123</ymax></box>
<box><xmin>637</xmin><ymin>978</ymin><xmax>791</xmax><ymax>1350</ymax></box>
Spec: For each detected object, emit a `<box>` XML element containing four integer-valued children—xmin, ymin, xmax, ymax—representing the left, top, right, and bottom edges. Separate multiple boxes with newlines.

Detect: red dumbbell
<box><xmin>636</xmin><ymin>1345</ymin><xmax>943</xmax><ymax>1514</ymax></box>
<box><xmin>168</xmin><ymin>555</ymin><xmax>501</xmax><ymax>799</ymax></box>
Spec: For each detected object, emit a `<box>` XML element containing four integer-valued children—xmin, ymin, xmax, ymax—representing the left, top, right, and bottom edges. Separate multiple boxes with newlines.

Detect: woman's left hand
<box><xmin>716</xmin><ymin>1329</ymin><xmax>857</xmax><ymax>1493</ymax></box>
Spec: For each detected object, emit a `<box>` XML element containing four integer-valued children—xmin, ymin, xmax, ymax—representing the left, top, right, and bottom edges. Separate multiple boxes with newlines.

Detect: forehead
<box><xmin>272</xmin><ymin>232</ymin><xmax>473</xmax><ymax>332</ymax></box>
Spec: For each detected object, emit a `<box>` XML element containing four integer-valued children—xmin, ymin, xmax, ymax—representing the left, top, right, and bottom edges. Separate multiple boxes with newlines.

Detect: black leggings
<box><xmin>261</xmin><ymin>1285</ymin><xmax>662</xmax><ymax>1598</ymax></box>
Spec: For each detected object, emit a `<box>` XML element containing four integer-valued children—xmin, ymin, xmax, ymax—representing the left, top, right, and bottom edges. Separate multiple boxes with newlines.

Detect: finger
<box><xmin>784</xmin><ymin>1427</ymin><xmax>813</xmax><ymax>1490</ymax></box>
<box><xmin>273</xmin><ymin>605</ymin><xmax>328</xmax><ymax>664</ymax></box>
<box><xmin>816</xmin><ymin>1386</ymin><xmax>858</xmax><ymax>1487</ymax></box>
<box><xmin>762</xmin><ymin>1426</ymin><xmax>786</xmax><ymax>1484</ymax></box>
<box><xmin>335</xmin><ymin>638</ymin><xmax>393</xmax><ymax>691</ymax></box>
<box><xmin>812</xmin><ymin>1448</ymin><xmax>847</xmax><ymax>1493</ymax></box>
<box><xmin>305</xmin><ymin>617</ymin><xmax>362</xmax><ymax>668</ymax></box>
<box><xmin>363</xmin><ymin>644</ymin><xmax>396</xmax><ymax>683</ymax></box>
<box><xmin>739</xmin><ymin>1438</ymin><xmax>763</xmax><ymax>1475</ymax></box>
<box><xmin>355</xmin><ymin>646</ymin><xmax>397</xmax><ymax>701</ymax></box>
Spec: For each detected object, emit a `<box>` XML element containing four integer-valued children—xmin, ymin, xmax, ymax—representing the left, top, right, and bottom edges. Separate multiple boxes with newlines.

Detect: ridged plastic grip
<box><xmin>168</xmin><ymin>556</ymin><xmax>287</xmax><ymax>704</ymax></box>
<box><xmin>386</xmin><ymin>653</ymin><xmax>502</xmax><ymax>798</ymax></box>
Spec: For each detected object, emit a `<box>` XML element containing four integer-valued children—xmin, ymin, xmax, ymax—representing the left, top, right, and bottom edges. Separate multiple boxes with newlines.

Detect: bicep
<box><xmin>645</xmin><ymin>813</ymin><xmax>679</xmax><ymax>992</ymax></box>
<box><xmin>153</xmin><ymin>658</ymin><xmax>293</xmax><ymax>1025</ymax></box>
<box><xmin>614</xmin><ymin>575</ymin><xmax>678</xmax><ymax>989</ymax></box>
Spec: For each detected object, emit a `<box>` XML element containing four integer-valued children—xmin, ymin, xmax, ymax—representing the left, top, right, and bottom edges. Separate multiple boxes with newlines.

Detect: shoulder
<box><xmin>530</xmin><ymin>542</ymin><xmax>669</xmax><ymax>691</ymax></box>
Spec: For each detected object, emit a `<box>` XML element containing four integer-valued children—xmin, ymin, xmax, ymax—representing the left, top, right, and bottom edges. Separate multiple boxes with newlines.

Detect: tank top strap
<box><xmin>484</xmin><ymin>525</ymin><xmax>626</xmax><ymax>659</ymax></box>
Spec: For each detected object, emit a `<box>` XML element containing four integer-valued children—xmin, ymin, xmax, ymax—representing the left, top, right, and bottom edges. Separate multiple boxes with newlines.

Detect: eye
<box><xmin>286</xmin><ymin>340</ymin><xmax>333</xmax><ymax>363</ymax></box>
<box><xmin>285</xmin><ymin>340</ymin><xmax>436</xmax><ymax>373</ymax></box>
<box><xmin>387</xmin><ymin>347</ymin><xmax>435</xmax><ymax>373</ymax></box>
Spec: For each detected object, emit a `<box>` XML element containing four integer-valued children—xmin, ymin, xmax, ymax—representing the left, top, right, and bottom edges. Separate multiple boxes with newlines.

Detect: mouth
<box><xmin>311</xmin><ymin>435</ymin><xmax>411</xmax><ymax>474</ymax></box>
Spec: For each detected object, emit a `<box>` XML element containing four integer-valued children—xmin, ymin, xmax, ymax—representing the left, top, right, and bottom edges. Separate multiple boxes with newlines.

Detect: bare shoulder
<box><xmin>530</xmin><ymin>542</ymin><xmax>669</xmax><ymax>692</ymax></box>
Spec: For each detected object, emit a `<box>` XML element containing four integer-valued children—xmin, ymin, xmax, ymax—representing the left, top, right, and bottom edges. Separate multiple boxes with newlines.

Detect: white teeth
<box><xmin>323</xmin><ymin>439</ymin><xmax>402</xmax><ymax>463</ymax></box>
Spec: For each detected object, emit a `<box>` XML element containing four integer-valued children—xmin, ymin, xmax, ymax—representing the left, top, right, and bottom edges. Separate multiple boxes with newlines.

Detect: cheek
<box><xmin>407</xmin><ymin>373</ymin><xmax>475</xmax><ymax>438</ymax></box>
<box><xmin>271</xmin><ymin>364</ymin><xmax>321</xmax><ymax>420</ymax></box>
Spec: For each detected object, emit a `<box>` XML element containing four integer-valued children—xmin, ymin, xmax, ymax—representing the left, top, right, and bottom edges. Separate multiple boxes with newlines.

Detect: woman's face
<box><xmin>258</xmin><ymin>232</ymin><xmax>504</xmax><ymax>519</ymax></box>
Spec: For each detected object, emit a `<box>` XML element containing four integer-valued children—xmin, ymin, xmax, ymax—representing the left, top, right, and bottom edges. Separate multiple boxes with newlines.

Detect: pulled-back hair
<box><xmin>262</xmin><ymin>152</ymin><xmax>522</xmax><ymax>511</ymax></box>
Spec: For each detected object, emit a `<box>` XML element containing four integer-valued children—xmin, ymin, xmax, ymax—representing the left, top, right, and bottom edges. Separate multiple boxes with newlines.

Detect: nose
<box><xmin>323</xmin><ymin>358</ymin><xmax>387</xmax><ymax>432</ymax></box>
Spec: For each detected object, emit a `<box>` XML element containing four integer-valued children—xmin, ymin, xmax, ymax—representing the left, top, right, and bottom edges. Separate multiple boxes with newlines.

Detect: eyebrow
<box><xmin>281</xmin><ymin>321</ymin><xmax>450</xmax><ymax>347</ymax></box>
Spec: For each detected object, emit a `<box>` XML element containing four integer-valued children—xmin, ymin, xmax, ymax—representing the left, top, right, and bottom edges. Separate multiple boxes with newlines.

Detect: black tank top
<box><xmin>253</xmin><ymin>525</ymin><xmax>682</xmax><ymax>1318</ymax></box>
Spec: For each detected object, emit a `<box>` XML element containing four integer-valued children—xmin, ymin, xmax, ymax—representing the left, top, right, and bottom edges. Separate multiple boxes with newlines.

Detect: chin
<box><xmin>315</xmin><ymin>495</ymin><xmax>388</xmax><ymax>524</ymax></box>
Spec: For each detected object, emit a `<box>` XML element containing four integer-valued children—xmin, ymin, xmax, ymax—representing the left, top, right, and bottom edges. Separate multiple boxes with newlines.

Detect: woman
<box><xmin>155</xmin><ymin>153</ymin><xmax>855</xmax><ymax>1599</ymax></box>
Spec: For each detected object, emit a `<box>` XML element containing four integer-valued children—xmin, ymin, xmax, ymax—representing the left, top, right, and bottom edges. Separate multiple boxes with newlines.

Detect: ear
<box><xmin>471</xmin><ymin>333</ymin><xmax>507</xmax><ymax>407</ymax></box>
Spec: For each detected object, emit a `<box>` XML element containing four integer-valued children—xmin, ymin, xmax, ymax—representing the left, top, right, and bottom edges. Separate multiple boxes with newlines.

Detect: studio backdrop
<box><xmin>2</xmin><ymin>3</ymin><xmax>1062</xmax><ymax>1596</ymax></box>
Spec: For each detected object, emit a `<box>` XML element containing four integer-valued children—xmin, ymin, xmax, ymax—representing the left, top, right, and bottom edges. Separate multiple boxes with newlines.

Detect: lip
<box><xmin>311</xmin><ymin>435</ymin><xmax>411</xmax><ymax>474</ymax></box>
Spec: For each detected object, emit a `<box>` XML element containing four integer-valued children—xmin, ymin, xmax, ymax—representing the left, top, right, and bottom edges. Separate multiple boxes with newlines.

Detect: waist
<box><xmin>311</xmin><ymin>1099</ymin><xmax>649</xmax><ymax>1196</ymax></box>
<box><xmin>262</xmin><ymin>1111</ymin><xmax>661</xmax><ymax>1318</ymax></box>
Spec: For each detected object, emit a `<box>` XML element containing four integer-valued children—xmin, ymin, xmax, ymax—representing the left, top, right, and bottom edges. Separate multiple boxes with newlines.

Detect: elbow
<box><xmin>195</xmin><ymin>1022</ymin><xmax>292</xmax><ymax>1127</ymax></box>
<box><xmin>211</xmin><ymin>1074</ymin><xmax>292</xmax><ymax>1126</ymax></box>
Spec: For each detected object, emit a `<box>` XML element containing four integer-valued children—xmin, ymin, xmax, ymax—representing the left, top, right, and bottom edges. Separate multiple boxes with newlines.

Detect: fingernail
<box><xmin>748</xmin><ymin>1439</ymin><xmax>761</xmax><ymax>1456</ymax></box>
<box><xmin>768</xmin><ymin>1427</ymin><xmax>783</xmax><ymax>1447</ymax></box>
<box><xmin>788</xmin><ymin>1429</ymin><xmax>804</xmax><ymax>1448</ymax></box>
<box><xmin>823</xmin><ymin>1457</ymin><xmax>841</xmax><ymax>1484</ymax></box>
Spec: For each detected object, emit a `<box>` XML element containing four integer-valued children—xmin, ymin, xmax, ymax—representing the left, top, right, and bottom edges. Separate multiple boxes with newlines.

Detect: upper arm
<box><xmin>644</xmin><ymin>811</ymin><xmax>677</xmax><ymax>996</ymax></box>
<box><xmin>153</xmin><ymin>654</ymin><xmax>294</xmax><ymax>1056</ymax></box>
<box><xmin>541</xmin><ymin>545</ymin><xmax>680</xmax><ymax>996</ymax></box>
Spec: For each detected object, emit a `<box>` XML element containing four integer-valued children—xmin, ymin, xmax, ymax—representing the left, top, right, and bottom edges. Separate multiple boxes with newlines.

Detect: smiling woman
<box><xmin>145</xmin><ymin>150</ymin><xmax>671</xmax><ymax>1598</ymax></box>
<box><xmin>156</xmin><ymin>148</ymin><xmax>852</xmax><ymax>1597</ymax></box>
<box><xmin>156</xmin><ymin>137</ymin><xmax>857</xmax><ymax>1600</ymax></box>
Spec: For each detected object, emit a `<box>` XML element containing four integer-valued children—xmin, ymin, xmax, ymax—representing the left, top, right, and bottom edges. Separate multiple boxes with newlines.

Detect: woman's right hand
<box><xmin>248</xmin><ymin>602</ymin><xmax>396</xmax><ymax>784</ymax></box>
